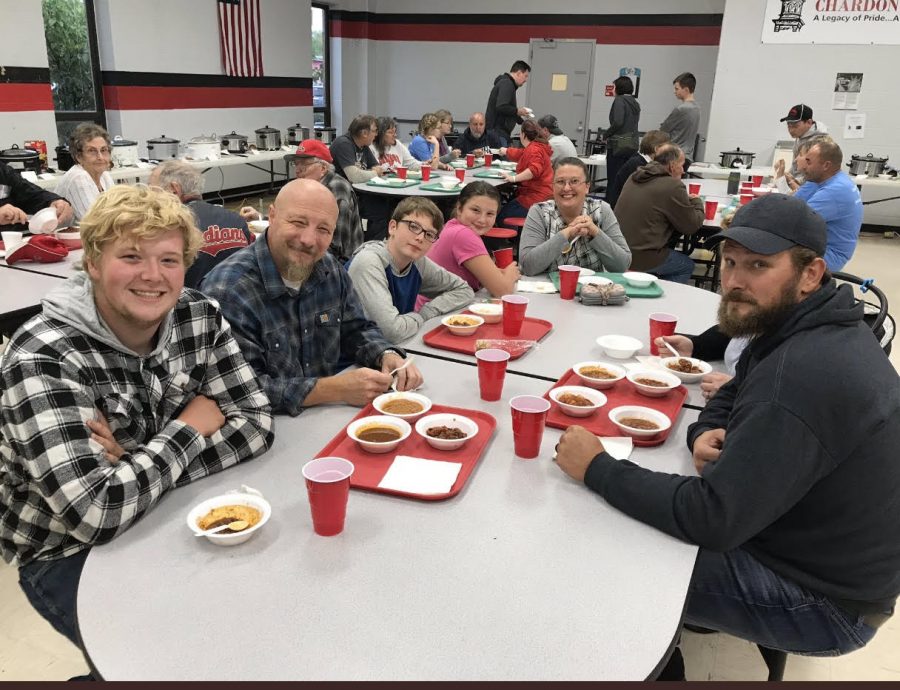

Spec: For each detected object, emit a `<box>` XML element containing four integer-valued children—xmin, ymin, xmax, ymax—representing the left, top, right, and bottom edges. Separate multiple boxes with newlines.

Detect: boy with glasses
<box><xmin>347</xmin><ymin>197</ymin><xmax>474</xmax><ymax>344</ymax></box>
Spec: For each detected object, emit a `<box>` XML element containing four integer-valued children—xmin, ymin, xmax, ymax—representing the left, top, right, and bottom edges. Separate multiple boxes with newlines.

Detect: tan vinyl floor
<box><xmin>1</xmin><ymin>232</ymin><xmax>899</xmax><ymax>681</ymax></box>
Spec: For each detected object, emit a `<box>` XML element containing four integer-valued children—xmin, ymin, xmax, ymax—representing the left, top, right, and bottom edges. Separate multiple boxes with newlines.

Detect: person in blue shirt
<box><xmin>794</xmin><ymin>138</ymin><xmax>863</xmax><ymax>271</ymax></box>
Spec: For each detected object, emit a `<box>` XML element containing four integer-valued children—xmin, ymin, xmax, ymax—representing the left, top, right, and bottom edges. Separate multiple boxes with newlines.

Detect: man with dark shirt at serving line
<box><xmin>201</xmin><ymin>178</ymin><xmax>423</xmax><ymax>416</ymax></box>
<box><xmin>555</xmin><ymin>194</ymin><xmax>900</xmax><ymax>678</ymax></box>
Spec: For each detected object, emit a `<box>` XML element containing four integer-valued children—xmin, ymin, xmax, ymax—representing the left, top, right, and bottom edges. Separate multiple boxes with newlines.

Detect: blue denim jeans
<box><xmin>684</xmin><ymin>547</ymin><xmax>881</xmax><ymax>655</ymax></box>
<box><xmin>18</xmin><ymin>549</ymin><xmax>90</xmax><ymax>648</ymax></box>
<box><xmin>647</xmin><ymin>249</ymin><xmax>695</xmax><ymax>285</ymax></box>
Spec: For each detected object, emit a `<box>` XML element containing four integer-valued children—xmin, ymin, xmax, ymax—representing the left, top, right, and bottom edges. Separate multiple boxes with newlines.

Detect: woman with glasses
<box><xmin>347</xmin><ymin>197</ymin><xmax>474</xmax><ymax>344</ymax></box>
<box><xmin>371</xmin><ymin>116</ymin><xmax>420</xmax><ymax>171</ymax></box>
<box><xmin>423</xmin><ymin>182</ymin><xmax>519</xmax><ymax>298</ymax></box>
<box><xmin>54</xmin><ymin>122</ymin><xmax>115</xmax><ymax>223</ymax></box>
<box><xmin>519</xmin><ymin>157</ymin><xmax>631</xmax><ymax>276</ymax></box>
<box><xmin>496</xmin><ymin>119</ymin><xmax>553</xmax><ymax>226</ymax></box>
<box><xmin>433</xmin><ymin>109</ymin><xmax>461</xmax><ymax>164</ymax></box>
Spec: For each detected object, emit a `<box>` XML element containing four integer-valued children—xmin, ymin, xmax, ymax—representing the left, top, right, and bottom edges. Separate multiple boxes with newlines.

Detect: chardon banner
<box><xmin>762</xmin><ymin>0</ymin><xmax>900</xmax><ymax>44</ymax></box>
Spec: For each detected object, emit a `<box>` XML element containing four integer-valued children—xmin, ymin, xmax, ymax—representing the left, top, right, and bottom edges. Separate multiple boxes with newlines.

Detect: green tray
<box><xmin>549</xmin><ymin>271</ymin><xmax>664</xmax><ymax>298</ymax></box>
<box><xmin>366</xmin><ymin>179</ymin><xmax>420</xmax><ymax>188</ymax></box>
<box><xmin>474</xmin><ymin>170</ymin><xmax>510</xmax><ymax>179</ymax></box>
<box><xmin>418</xmin><ymin>181</ymin><xmax>464</xmax><ymax>193</ymax></box>
<box><xmin>450</xmin><ymin>161</ymin><xmax>485</xmax><ymax>170</ymax></box>
<box><xmin>491</xmin><ymin>161</ymin><xmax>517</xmax><ymax>170</ymax></box>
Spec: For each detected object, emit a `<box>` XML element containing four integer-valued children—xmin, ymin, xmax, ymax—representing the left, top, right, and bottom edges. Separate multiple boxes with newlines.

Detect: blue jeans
<box><xmin>18</xmin><ymin>549</ymin><xmax>90</xmax><ymax>648</ymax></box>
<box><xmin>684</xmin><ymin>547</ymin><xmax>882</xmax><ymax>655</ymax></box>
<box><xmin>647</xmin><ymin>249</ymin><xmax>695</xmax><ymax>284</ymax></box>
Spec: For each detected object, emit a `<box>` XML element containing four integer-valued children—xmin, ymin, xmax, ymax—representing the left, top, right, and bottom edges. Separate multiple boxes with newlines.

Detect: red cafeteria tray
<box><xmin>542</xmin><ymin>369</ymin><xmax>688</xmax><ymax>447</ymax></box>
<box><xmin>314</xmin><ymin>403</ymin><xmax>497</xmax><ymax>501</ymax></box>
<box><xmin>422</xmin><ymin>317</ymin><xmax>553</xmax><ymax>359</ymax></box>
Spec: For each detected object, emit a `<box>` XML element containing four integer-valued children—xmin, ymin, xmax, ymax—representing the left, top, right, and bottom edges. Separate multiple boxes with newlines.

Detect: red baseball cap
<box><xmin>284</xmin><ymin>138</ymin><xmax>332</xmax><ymax>163</ymax></box>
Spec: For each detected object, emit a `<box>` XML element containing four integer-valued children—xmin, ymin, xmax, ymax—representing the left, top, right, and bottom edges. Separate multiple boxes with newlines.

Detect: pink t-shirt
<box><xmin>415</xmin><ymin>219</ymin><xmax>487</xmax><ymax>309</ymax></box>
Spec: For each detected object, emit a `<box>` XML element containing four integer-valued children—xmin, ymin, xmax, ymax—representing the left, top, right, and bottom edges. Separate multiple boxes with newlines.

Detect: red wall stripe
<box><xmin>0</xmin><ymin>83</ymin><xmax>55</xmax><ymax>112</ymax></box>
<box><xmin>102</xmin><ymin>85</ymin><xmax>311</xmax><ymax>110</ymax></box>
<box><xmin>331</xmin><ymin>21</ymin><xmax>720</xmax><ymax>45</ymax></box>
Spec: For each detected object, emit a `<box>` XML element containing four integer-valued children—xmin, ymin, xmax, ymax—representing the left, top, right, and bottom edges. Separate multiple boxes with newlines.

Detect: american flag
<box><xmin>217</xmin><ymin>0</ymin><xmax>264</xmax><ymax>77</ymax></box>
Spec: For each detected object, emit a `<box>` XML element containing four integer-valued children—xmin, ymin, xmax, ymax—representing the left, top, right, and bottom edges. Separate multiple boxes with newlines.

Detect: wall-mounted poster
<box><xmin>618</xmin><ymin>67</ymin><xmax>641</xmax><ymax>99</ymax></box>
<box><xmin>833</xmin><ymin>72</ymin><xmax>863</xmax><ymax>109</ymax></box>
<box><xmin>762</xmin><ymin>0</ymin><xmax>900</xmax><ymax>45</ymax></box>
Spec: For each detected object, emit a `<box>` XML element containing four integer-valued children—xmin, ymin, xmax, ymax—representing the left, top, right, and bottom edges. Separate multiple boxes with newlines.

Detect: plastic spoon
<box><xmin>561</xmin><ymin>236</ymin><xmax>580</xmax><ymax>255</ymax></box>
<box><xmin>662</xmin><ymin>340</ymin><xmax>681</xmax><ymax>358</ymax></box>
<box><xmin>194</xmin><ymin>520</ymin><xmax>249</xmax><ymax>537</ymax></box>
<box><xmin>388</xmin><ymin>355</ymin><xmax>415</xmax><ymax>377</ymax></box>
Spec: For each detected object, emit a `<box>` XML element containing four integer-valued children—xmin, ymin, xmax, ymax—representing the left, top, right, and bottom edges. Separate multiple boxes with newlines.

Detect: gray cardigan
<box><xmin>519</xmin><ymin>198</ymin><xmax>632</xmax><ymax>276</ymax></box>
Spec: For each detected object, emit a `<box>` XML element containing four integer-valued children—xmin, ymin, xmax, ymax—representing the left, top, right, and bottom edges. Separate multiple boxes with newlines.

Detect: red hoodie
<box><xmin>505</xmin><ymin>141</ymin><xmax>553</xmax><ymax>209</ymax></box>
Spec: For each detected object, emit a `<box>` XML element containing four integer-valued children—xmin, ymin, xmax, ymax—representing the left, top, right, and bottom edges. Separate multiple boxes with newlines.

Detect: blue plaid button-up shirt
<box><xmin>201</xmin><ymin>233</ymin><xmax>399</xmax><ymax>415</ymax></box>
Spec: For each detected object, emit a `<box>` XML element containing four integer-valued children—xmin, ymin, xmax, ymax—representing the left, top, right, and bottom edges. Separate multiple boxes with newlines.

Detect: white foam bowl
<box><xmin>439</xmin><ymin>176</ymin><xmax>461</xmax><ymax>189</ymax></box>
<box><xmin>572</xmin><ymin>361</ymin><xmax>626</xmax><ymax>389</ymax></box>
<box><xmin>608</xmin><ymin>405</ymin><xmax>671</xmax><ymax>439</ymax></box>
<box><xmin>659</xmin><ymin>356</ymin><xmax>713</xmax><ymax>384</ymax></box>
<box><xmin>442</xmin><ymin>313</ymin><xmax>484</xmax><ymax>336</ymax></box>
<box><xmin>186</xmin><ymin>491</ymin><xmax>272</xmax><ymax>546</ymax></box>
<box><xmin>248</xmin><ymin>219</ymin><xmax>269</xmax><ymax>234</ymax></box>
<box><xmin>622</xmin><ymin>271</ymin><xmax>658</xmax><ymax>288</ymax></box>
<box><xmin>596</xmin><ymin>334</ymin><xmax>643</xmax><ymax>359</ymax></box>
<box><xmin>372</xmin><ymin>391</ymin><xmax>433</xmax><ymax>421</ymax></box>
<box><xmin>467</xmin><ymin>302</ymin><xmax>502</xmax><ymax>323</ymax></box>
<box><xmin>29</xmin><ymin>207</ymin><xmax>58</xmax><ymax>234</ymax></box>
<box><xmin>415</xmin><ymin>412</ymin><xmax>479</xmax><ymax>451</ymax></box>
<box><xmin>626</xmin><ymin>368</ymin><xmax>681</xmax><ymax>397</ymax></box>
<box><xmin>347</xmin><ymin>415</ymin><xmax>411</xmax><ymax>454</ymax></box>
<box><xmin>56</xmin><ymin>231</ymin><xmax>82</xmax><ymax>249</ymax></box>
<box><xmin>548</xmin><ymin>385</ymin><xmax>607</xmax><ymax>417</ymax></box>
<box><xmin>579</xmin><ymin>275</ymin><xmax>612</xmax><ymax>286</ymax></box>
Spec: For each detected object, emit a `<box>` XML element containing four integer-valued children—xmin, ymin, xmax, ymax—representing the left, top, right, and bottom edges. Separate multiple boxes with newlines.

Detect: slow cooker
<box><xmin>287</xmin><ymin>123</ymin><xmax>310</xmax><ymax>145</ymax></box>
<box><xmin>110</xmin><ymin>135</ymin><xmax>140</xmax><ymax>168</ymax></box>
<box><xmin>719</xmin><ymin>148</ymin><xmax>756</xmax><ymax>169</ymax></box>
<box><xmin>55</xmin><ymin>144</ymin><xmax>75</xmax><ymax>171</ymax></box>
<box><xmin>847</xmin><ymin>153</ymin><xmax>888</xmax><ymax>177</ymax></box>
<box><xmin>185</xmin><ymin>134</ymin><xmax>221</xmax><ymax>160</ymax></box>
<box><xmin>146</xmin><ymin>135</ymin><xmax>180</xmax><ymax>161</ymax></box>
<box><xmin>0</xmin><ymin>144</ymin><xmax>42</xmax><ymax>173</ymax></box>
<box><xmin>255</xmin><ymin>125</ymin><xmax>282</xmax><ymax>151</ymax></box>
<box><xmin>221</xmin><ymin>131</ymin><xmax>249</xmax><ymax>154</ymax></box>
<box><xmin>315</xmin><ymin>127</ymin><xmax>336</xmax><ymax>145</ymax></box>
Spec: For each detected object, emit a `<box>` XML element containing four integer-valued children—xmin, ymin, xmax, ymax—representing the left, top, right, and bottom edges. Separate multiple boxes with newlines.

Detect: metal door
<box><xmin>526</xmin><ymin>39</ymin><xmax>595</xmax><ymax>151</ymax></box>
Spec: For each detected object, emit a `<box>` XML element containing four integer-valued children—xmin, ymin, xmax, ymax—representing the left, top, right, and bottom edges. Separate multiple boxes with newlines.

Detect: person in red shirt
<box><xmin>496</xmin><ymin>119</ymin><xmax>553</xmax><ymax>226</ymax></box>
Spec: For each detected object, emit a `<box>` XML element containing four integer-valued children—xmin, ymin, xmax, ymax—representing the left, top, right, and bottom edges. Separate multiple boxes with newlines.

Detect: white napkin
<box><xmin>369</xmin><ymin>176</ymin><xmax>392</xmax><ymax>185</ymax></box>
<box><xmin>20</xmin><ymin>170</ymin><xmax>39</xmax><ymax>182</ymax></box>
<box><xmin>517</xmin><ymin>280</ymin><xmax>557</xmax><ymax>294</ymax></box>
<box><xmin>634</xmin><ymin>355</ymin><xmax>665</xmax><ymax>370</ymax></box>
<box><xmin>39</xmin><ymin>172</ymin><xmax>56</xmax><ymax>180</ymax></box>
<box><xmin>377</xmin><ymin>455</ymin><xmax>462</xmax><ymax>495</ymax></box>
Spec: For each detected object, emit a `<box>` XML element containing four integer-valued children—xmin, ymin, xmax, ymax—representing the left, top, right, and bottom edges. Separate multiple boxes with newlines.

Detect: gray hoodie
<box><xmin>346</xmin><ymin>240</ymin><xmax>474</xmax><ymax>344</ymax></box>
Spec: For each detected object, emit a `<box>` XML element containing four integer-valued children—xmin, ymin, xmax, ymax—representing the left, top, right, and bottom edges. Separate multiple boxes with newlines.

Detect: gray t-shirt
<box><xmin>660</xmin><ymin>100</ymin><xmax>701</xmax><ymax>159</ymax></box>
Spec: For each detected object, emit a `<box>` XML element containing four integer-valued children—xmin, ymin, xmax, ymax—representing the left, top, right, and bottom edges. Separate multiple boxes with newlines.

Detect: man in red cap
<box><xmin>240</xmin><ymin>139</ymin><xmax>363</xmax><ymax>263</ymax></box>
<box><xmin>777</xmin><ymin>103</ymin><xmax>828</xmax><ymax>183</ymax></box>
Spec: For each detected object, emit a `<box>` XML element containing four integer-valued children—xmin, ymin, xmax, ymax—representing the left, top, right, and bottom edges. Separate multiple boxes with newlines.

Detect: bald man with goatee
<box><xmin>201</xmin><ymin>179</ymin><xmax>423</xmax><ymax>415</ymax></box>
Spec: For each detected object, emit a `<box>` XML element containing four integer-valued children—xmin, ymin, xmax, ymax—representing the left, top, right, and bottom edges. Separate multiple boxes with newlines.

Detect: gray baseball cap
<box><xmin>708</xmin><ymin>194</ymin><xmax>826</xmax><ymax>256</ymax></box>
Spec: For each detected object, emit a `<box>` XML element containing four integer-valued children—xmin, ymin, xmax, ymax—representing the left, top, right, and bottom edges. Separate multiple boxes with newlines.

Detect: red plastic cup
<box><xmin>302</xmin><ymin>457</ymin><xmax>354</xmax><ymax>537</ymax></box>
<box><xmin>510</xmin><ymin>395</ymin><xmax>552</xmax><ymax>459</ymax></box>
<box><xmin>740</xmin><ymin>193</ymin><xmax>753</xmax><ymax>206</ymax></box>
<box><xmin>740</xmin><ymin>181</ymin><xmax>753</xmax><ymax>191</ymax></box>
<box><xmin>501</xmin><ymin>294</ymin><xmax>529</xmax><ymax>336</ymax></box>
<box><xmin>688</xmin><ymin>183</ymin><xmax>701</xmax><ymax>195</ymax></box>
<box><xmin>421</xmin><ymin>166</ymin><xmax>431</xmax><ymax>182</ymax></box>
<box><xmin>752</xmin><ymin>175</ymin><xmax>763</xmax><ymax>187</ymax></box>
<box><xmin>476</xmin><ymin>348</ymin><xmax>511</xmax><ymax>401</ymax></box>
<box><xmin>493</xmin><ymin>246</ymin><xmax>514</xmax><ymax>268</ymax></box>
<box><xmin>704</xmin><ymin>199</ymin><xmax>718</xmax><ymax>221</ymax></box>
<box><xmin>484</xmin><ymin>152</ymin><xmax>493</xmax><ymax>166</ymax></box>
<box><xmin>466</xmin><ymin>153</ymin><xmax>475</xmax><ymax>167</ymax></box>
<box><xmin>396</xmin><ymin>166</ymin><xmax>407</xmax><ymax>180</ymax></box>
<box><xmin>558</xmin><ymin>264</ymin><xmax>580</xmax><ymax>300</ymax></box>
<box><xmin>649</xmin><ymin>312</ymin><xmax>678</xmax><ymax>356</ymax></box>
<box><xmin>455</xmin><ymin>168</ymin><xmax>466</xmax><ymax>183</ymax></box>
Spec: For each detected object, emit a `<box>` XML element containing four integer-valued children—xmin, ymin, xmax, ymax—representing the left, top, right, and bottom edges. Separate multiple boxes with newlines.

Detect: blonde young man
<box><xmin>0</xmin><ymin>185</ymin><xmax>274</xmax><ymax>652</ymax></box>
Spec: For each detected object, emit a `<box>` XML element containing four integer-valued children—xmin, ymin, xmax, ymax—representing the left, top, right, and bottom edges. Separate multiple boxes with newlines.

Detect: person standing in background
<box><xmin>605</xmin><ymin>76</ymin><xmax>641</xmax><ymax>194</ymax></box>
<box><xmin>485</xmin><ymin>60</ymin><xmax>531</xmax><ymax>146</ymax></box>
<box><xmin>777</xmin><ymin>103</ymin><xmax>828</xmax><ymax>183</ymax></box>
<box><xmin>660</xmin><ymin>72</ymin><xmax>701</xmax><ymax>163</ymax></box>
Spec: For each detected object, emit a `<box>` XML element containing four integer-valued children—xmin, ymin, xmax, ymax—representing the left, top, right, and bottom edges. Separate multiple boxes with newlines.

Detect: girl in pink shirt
<box><xmin>423</xmin><ymin>182</ymin><xmax>520</xmax><ymax>299</ymax></box>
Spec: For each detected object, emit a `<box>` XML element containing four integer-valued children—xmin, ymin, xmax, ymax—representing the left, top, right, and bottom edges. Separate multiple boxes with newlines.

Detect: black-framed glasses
<box><xmin>398</xmin><ymin>218</ymin><xmax>439</xmax><ymax>242</ymax></box>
